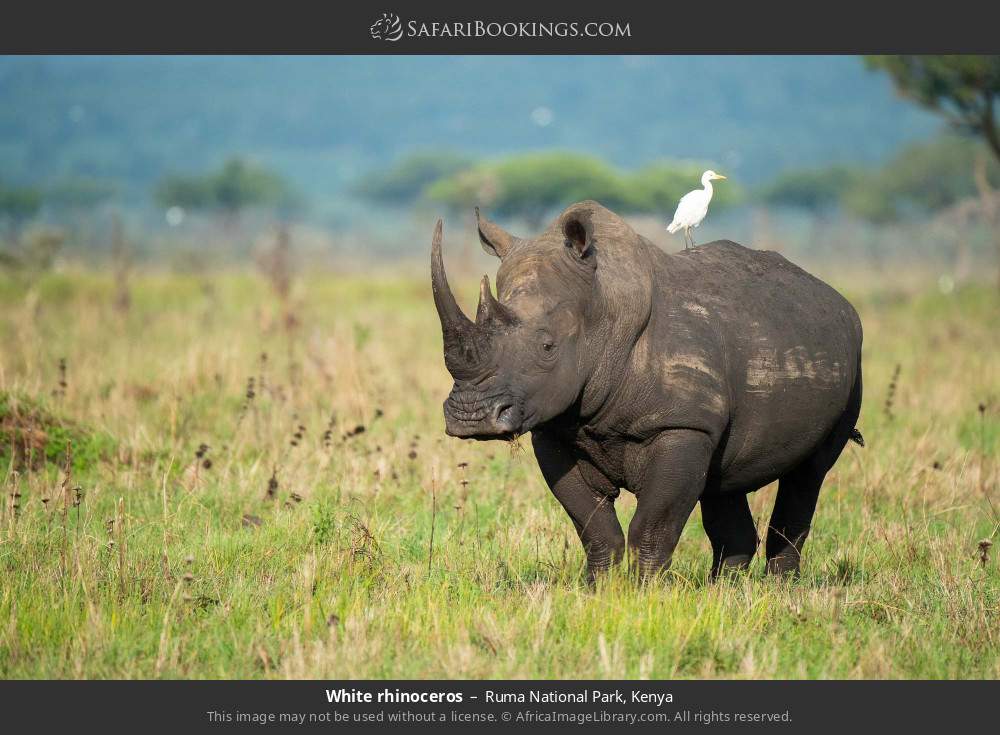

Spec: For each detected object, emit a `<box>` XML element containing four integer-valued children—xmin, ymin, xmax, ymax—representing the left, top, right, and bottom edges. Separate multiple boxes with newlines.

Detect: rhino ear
<box><xmin>562</xmin><ymin>215</ymin><xmax>593</xmax><ymax>258</ymax></box>
<box><xmin>475</xmin><ymin>207</ymin><xmax>517</xmax><ymax>260</ymax></box>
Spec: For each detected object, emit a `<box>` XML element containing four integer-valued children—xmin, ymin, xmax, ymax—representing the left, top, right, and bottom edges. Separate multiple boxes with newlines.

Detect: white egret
<box><xmin>666</xmin><ymin>170</ymin><xmax>727</xmax><ymax>249</ymax></box>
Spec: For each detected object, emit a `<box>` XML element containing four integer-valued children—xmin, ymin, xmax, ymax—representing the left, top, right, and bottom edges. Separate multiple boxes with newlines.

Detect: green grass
<box><xmin>0</xmin><ymin>266</ymin><xmax>997</xmax><ymax>679</ymax></box>
<box><xmin>1</xmin><ymin>391</ymin><xmax>116</xmax><ymax>473</ymax></box>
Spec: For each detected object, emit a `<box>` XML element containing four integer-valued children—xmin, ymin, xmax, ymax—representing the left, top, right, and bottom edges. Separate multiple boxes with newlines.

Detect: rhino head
<box><xmin>432</xmin><ymin>205</ymin><xmax>617</xmax><ymax>440</ymax></box>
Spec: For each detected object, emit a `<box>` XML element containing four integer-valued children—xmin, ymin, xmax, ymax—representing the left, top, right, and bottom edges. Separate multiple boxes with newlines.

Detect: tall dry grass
<box><xmin>0</xmin><ymin>257</ymin><xmax>996</xmax><ymax>679</ymax></box>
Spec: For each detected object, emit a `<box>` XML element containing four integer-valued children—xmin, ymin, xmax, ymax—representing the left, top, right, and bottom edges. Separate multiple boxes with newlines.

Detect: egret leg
<box><xmin>683</xmin><ymin>228</ymin><xmax>690</xmax><ymax>250</ymax></box>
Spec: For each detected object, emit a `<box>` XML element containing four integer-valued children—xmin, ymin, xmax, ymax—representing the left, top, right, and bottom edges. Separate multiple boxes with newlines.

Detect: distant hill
<box><xmin>0</xmin><ymin>56</ymin><xmax>940</xmax><ymax>208</ymax></box>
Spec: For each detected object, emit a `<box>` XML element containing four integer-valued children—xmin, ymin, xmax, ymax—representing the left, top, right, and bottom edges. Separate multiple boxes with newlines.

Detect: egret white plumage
<box><xmin>666</xmin><ymin>170</ymin><xmax>727</xmax><ymax>250</ymax></box>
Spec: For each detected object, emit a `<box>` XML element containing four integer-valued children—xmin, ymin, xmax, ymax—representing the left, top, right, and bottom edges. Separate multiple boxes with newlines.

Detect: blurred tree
<box><xmin>353</xmin><ymin>151</ymin><xmax>473</xmax><ymax>205</ymax></box>
<box><xmin>758</xmin><ymin>166</ymin><xmax>863</xmax><ymax>212</ymax></box>
<box><xmin>843</xmin><ymin>135</ymin><xmax>1000</xmax><ymax>222</ymax></box>
<box><xmin>428</xmin><ymin>152</ymin><xmax>625</xmax><ymax>226</ymax></box>
<box><xmin>865</xmin><ymin>56</ymin><xmax>1000</xmax><ymax>163</ymax></box>
<box><xmin>154</xmin><ymin>157</ymin><xmax>299</xmax><ymax>222</ymax></box>
<box><xmin>624</xmin><ymin>162</ymin><xmax>742</xmax><ymax>214</ymax></box>
<box><xmin>0</xmin><ymin>184</ymin><xmax>43</xmax><ymax>241</ymax></box>
<box><xmin>212</xmin><ymin>159</ymin><xmax>298</xmax><ymax>218</ymax></box>
<box><xmin>154</xmin><ymin>173</ymin><xmax>216</xmax><ymax>211</ymax></box>
<box><xmin>485</xmin><ymin>152</ymin><xmax>626</xmax><ymax>226</ymax></box>
<box><xmin>756</xmin><ymin>135</ymin><xmax>1000</xmax><ymax>223</ymax></box>
<box><xmin>425</xmin><ymin>152</ymin><xmax>738</xmax><ymax>226</ymax></box>
<box><xmin>0</xmin><ymin>226</ymin><xmax>65</xmax><ymax>279</ymax></box>
<box><xmin>46</xmin><ymin>177</ymin><xmax>118</xmax><ymax>211</ymax></box>
<box><xmin>424</xmin><ymin>167</ymin><xmax>499</xmax><ymax>215</ymax></box>
<box><xmin>19</xmin><ymin>227</ymin><xmax>64</xmax><ymax>274</ymax></box>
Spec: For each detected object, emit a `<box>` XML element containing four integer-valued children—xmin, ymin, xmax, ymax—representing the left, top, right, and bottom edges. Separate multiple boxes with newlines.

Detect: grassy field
<box><xmin>0</xmin><ymin>263</ymin><xmax>997</xmax><ymax>679</ymax></box>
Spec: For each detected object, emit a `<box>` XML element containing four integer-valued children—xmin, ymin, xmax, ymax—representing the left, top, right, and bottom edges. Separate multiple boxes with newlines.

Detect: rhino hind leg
<box><xmin>701</xmin><ymin>493</ymin><xmax>759</xmax><ymax>580</ymax></box>
<box><xmin>764</xmin><ymin>463</ymin><xmax>825</xmax><ymax>576</ymax></box>
<box><xmin>766</xmin><ymin>366</ymin><xmax>863</xmax><ymax>576</ymax></box>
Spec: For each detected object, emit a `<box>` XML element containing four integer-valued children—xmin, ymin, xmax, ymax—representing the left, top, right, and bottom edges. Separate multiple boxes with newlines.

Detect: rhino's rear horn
<box><xmin>475</xmin><ymin>274</ymin><xmax>515</xmax><ymax>326</ymax></box>
<box><xmin>476</xmin><ymin>207</ymin><xmax>519</xmax><ymax>260</ymax></box>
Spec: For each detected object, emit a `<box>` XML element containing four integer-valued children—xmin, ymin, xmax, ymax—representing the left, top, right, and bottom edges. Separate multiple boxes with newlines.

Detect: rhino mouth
<box><xmin>443</xmin><ymin>386</ymin><xmax>523</xmax><ymax>440</ymax></box>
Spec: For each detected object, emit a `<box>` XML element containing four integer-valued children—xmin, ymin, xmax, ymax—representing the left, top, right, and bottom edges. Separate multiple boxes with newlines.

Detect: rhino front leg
<box><xmin>627</xmin><ymin>430</ymin><xmax>713</xmax><ymax>581</ymax></box>
<box><xmin>532</xmin><ymin>432</ymin><xmax>625</xmax><ymax>582</ymax></box>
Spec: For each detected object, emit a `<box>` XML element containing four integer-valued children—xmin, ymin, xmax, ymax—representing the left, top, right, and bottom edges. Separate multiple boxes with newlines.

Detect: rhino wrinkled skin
<box><xmin>432</xmin><ymin>201</ymin><xmax>863</xmax><ymax>581</ymax></box>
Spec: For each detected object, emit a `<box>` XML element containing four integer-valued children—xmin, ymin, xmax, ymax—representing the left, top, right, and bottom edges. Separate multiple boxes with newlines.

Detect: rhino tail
<box><xmin>849</xmin><ymin>428</ymin><xmax>865</xmax><ymax>447</ymax></box>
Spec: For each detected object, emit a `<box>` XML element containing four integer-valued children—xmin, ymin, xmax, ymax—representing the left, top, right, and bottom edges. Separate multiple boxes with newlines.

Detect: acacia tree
<box><xmin>866</xmin><ymin>56</ymin><xmax>1000</xmax><ymax>162</ymax></box>
<box><xmin>867</xmin><ymin>56</ymin><xmax>1000</xmax><ymax>283</ymax></box>
<box><xmin>353</xmin><ymin>151</ymin><xmax>473</xmax><ymax>206</ymax></box>
<box><xmin>155</xmin><ymin>157</ymin><xmax>297</xmax><ymax>226</ymax></box>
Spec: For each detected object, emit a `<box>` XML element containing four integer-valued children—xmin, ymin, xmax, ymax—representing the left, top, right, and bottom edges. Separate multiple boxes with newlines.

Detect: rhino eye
<box><xmin>537</xmin><ymin>331</ymin><xmax>556</xmax><ymax>358</ymax></box>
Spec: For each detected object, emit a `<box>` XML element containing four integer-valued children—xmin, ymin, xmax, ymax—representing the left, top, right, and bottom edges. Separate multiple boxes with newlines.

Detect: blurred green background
<box><xmin>1</xmin><ymin>55</ymin><xmax>998</xmax><ymax>278</ymax></box>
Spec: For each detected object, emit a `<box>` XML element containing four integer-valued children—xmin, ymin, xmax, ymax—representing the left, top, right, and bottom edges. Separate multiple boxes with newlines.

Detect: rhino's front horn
<box><xmin>431</xmin><ymin>219</ymin><xmax>475</xmax><ymax>340</ymax></box>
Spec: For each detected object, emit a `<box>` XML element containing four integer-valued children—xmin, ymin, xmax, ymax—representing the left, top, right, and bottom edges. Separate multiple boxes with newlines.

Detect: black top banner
<box><xmin>2</xmin><ymin>1</ymin><xmax>999</xmax><ymax>54</ymax></box>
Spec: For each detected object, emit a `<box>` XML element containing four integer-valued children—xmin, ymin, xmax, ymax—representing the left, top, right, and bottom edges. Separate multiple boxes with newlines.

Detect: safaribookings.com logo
<box><xmin>370</xmin><ymin>13</ymin><xmax>404</xmax><ymax>41</ymax></box>
<box><xmin>370</xmin><ymin>13</ymin><xmax>631</xmax><ymax>42</ymax></box>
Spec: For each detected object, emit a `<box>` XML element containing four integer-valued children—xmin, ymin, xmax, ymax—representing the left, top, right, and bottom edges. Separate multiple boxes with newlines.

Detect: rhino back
<box><xmin>638</xmin><ymin>239</ymin><xmax>862</xmax><ymax>489</ymax></box>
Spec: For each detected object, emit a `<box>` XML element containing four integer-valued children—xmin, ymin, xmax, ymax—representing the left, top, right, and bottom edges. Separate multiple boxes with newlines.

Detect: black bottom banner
<box><xmin>0</xmin><ymin>680</ymin><xmax>995</xmax><ymax>732</ymax></box>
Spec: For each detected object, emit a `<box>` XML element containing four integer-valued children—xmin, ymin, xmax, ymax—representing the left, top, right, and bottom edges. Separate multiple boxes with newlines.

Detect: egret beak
<box><xmin>714</xmin><ymin>174</ymin><xmax>727</xmax><ymax>180</ymax></box>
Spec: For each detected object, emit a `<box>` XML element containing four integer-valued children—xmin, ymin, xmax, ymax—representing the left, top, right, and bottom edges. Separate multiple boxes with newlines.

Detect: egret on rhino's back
<box><xmin>667</xmin><ymin>170</ymin><xmax>727</xmax><ymax>249</ymax></box>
